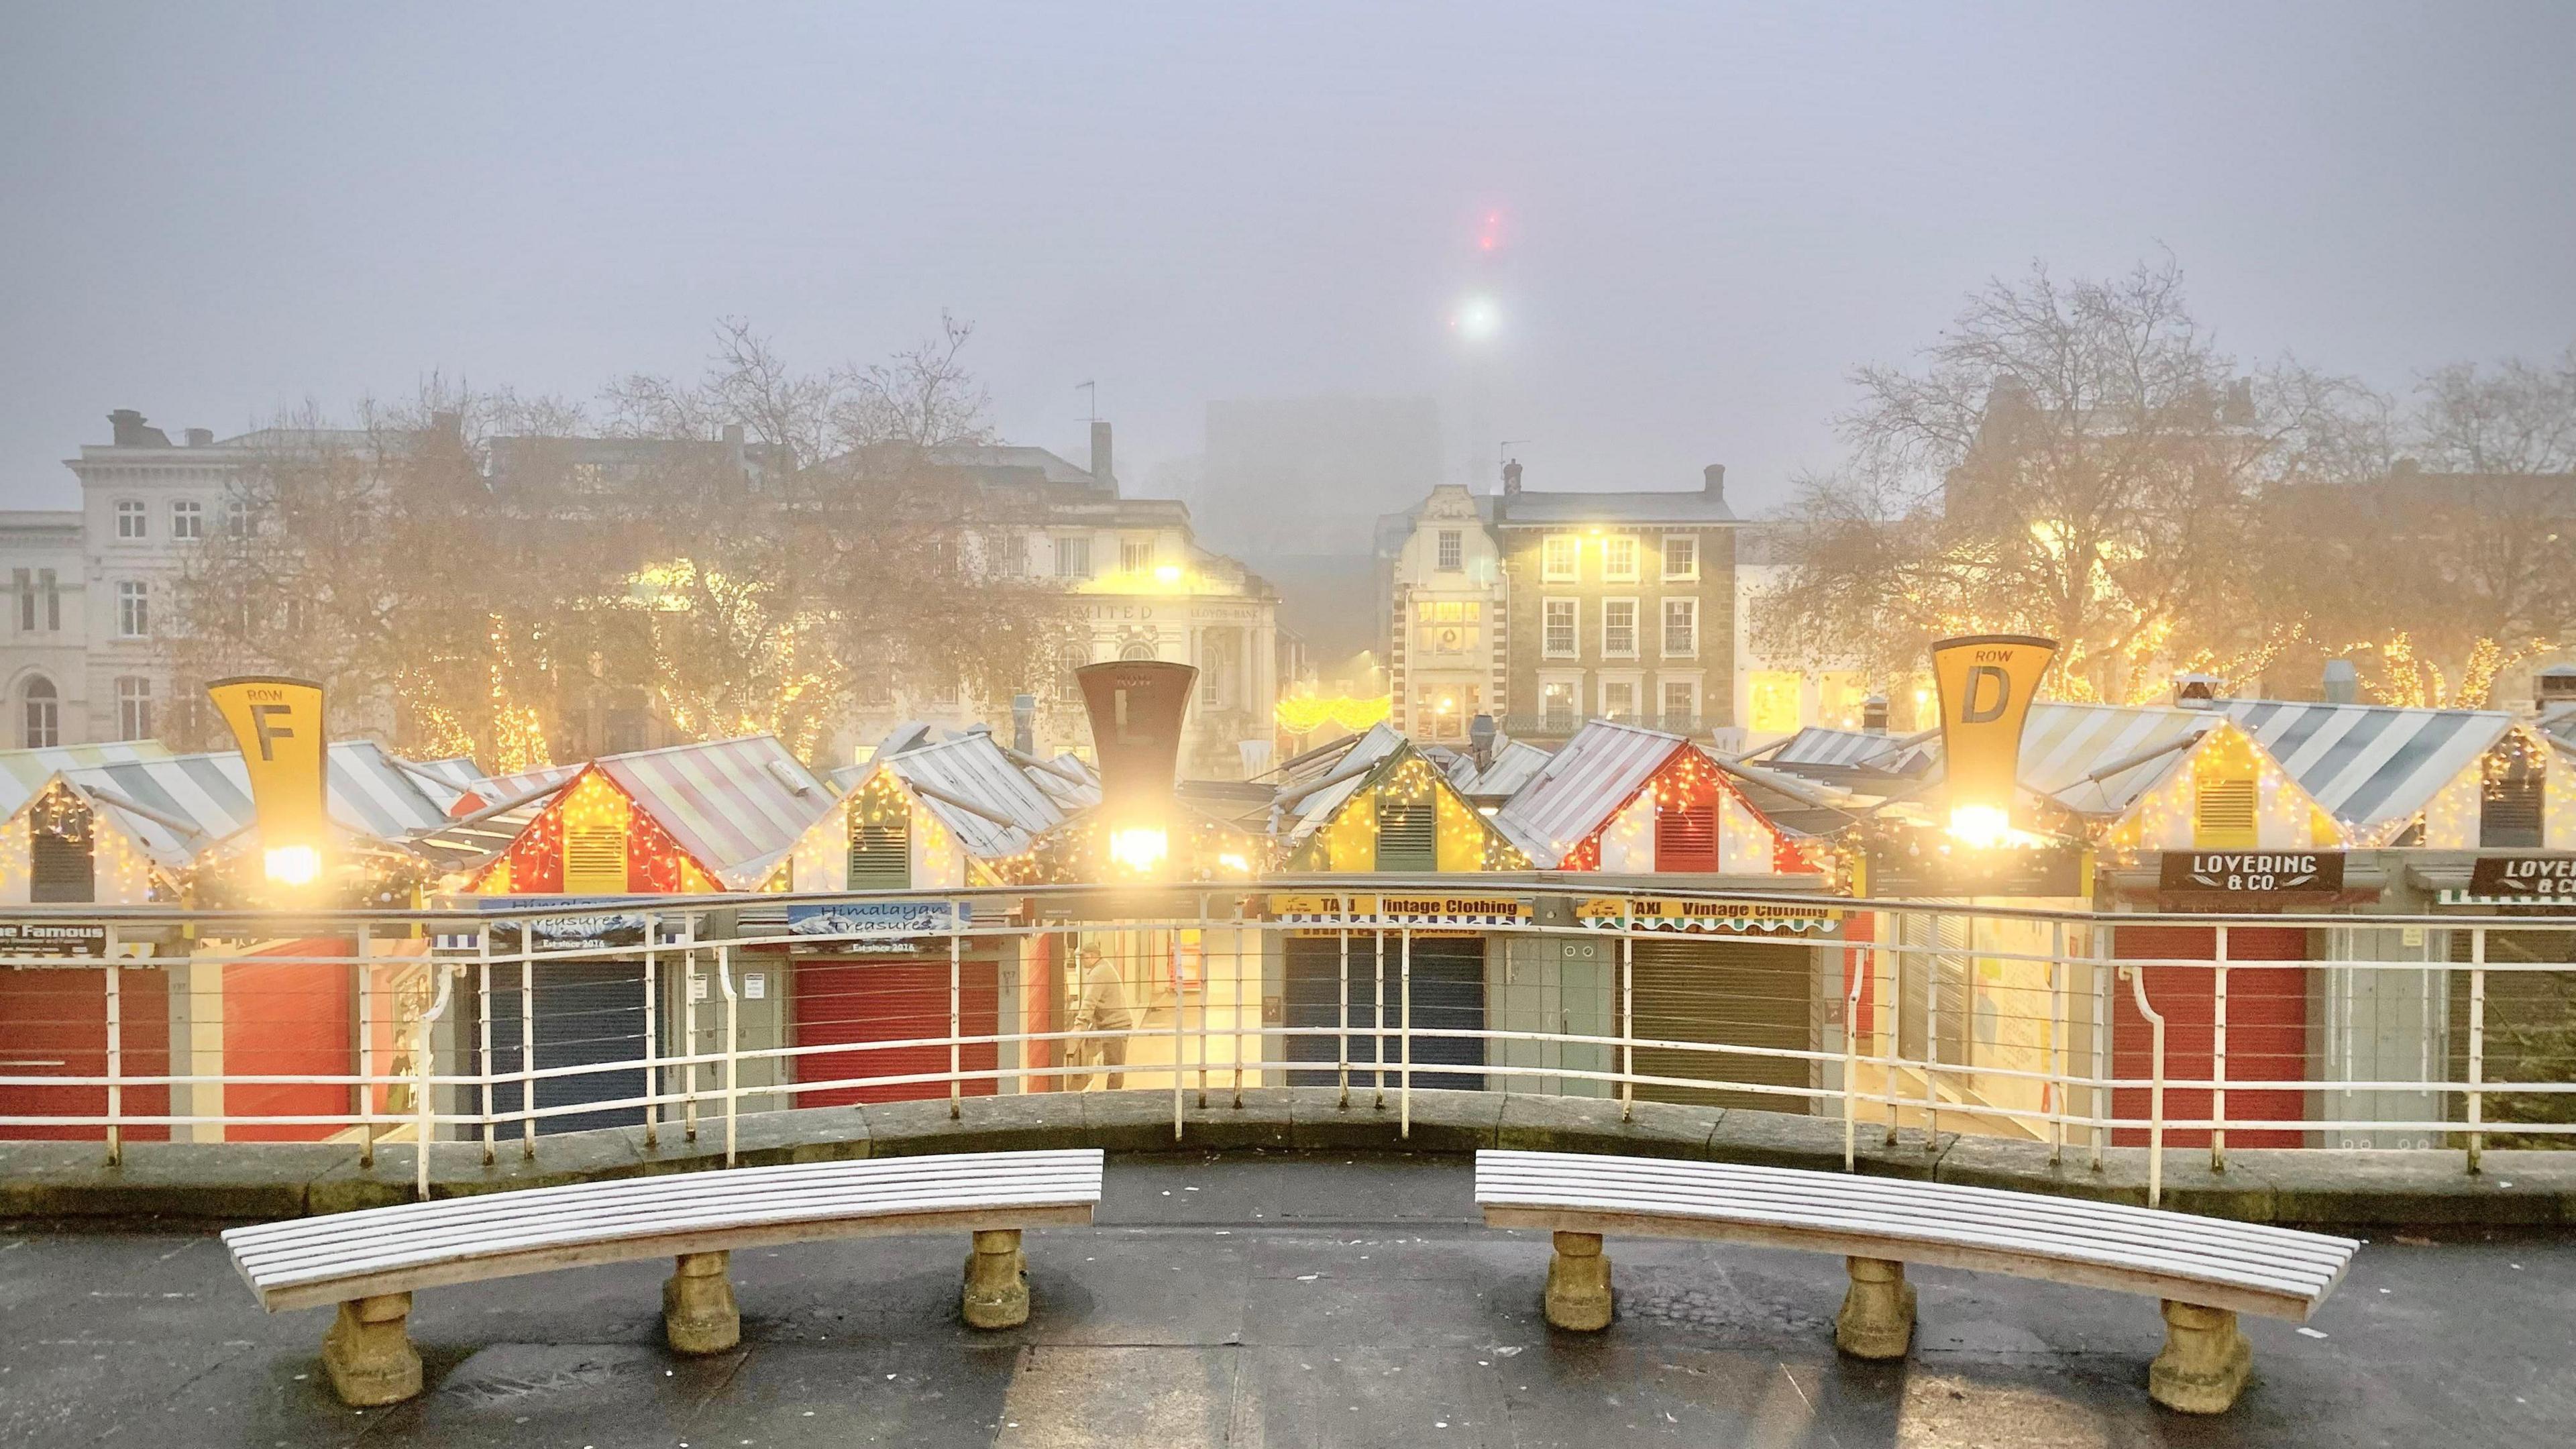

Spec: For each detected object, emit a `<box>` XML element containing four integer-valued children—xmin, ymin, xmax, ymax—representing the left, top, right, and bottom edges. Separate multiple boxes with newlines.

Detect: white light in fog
<box><xmin>1452</xmin><ymin>295</ymin><xmax>1501</xmax><ymax>342</ymax></box>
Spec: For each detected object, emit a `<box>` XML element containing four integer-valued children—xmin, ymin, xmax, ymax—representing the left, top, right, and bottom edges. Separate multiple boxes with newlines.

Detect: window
<box><xmin>115</xmin><ymin>500</ymin><xmax>146</xmax><ymax>539</ymax></box>
<box><xmin>1662</xmin><ymin>598</ymin><xmax>1697</xmax><ymax>657</ymax></box>
<box><xmin>1654</xmin><ymin>794</ymin><xmax>1717</xmax><ymax>873</ymax></box>
<box><xmin>1602</xmin><ymin>599</ymin><xmax>1638</xmax><ymax>657</ymax></box>
<box><xmin>1819</xmin><ymin>672</ymin><xmax>1869</xmax><ymax>728</ymax></box>
<box><xmin>1749</xmin><ymin>670</ymin><xmax>1804</xmax><ymax>735</ymax></box>
<box><xmin>1662</xmin><ymin>680</ymin><xmax>1698</xmax><ymax>729</ymax></box>
<box><xmin>1057</xmin><ymin>648</ymin><xmax>1089</xmax><ymax>702</ymax></box>
<box><xmin>848</xmin><ymin>807</ymin><xmax>910</xmax><ymax>889</ymax></box>
<box><xmin>1601</xmin><ymin>680</ymin><xmax>1638</xmax><ymax>721</ymax></box>
<box><xmin>1542</xmin><ymin>534</ymin><xmax>1579</xmax><ymax>582</ymax></box>
<box><xmin>1055</xmin><ymin>536</ymin><xmax>1092</xmax><ymax>578</ymax></box>
<box><xmin>1120</xmin><ymin>538</ymin><xmax>1154</xmax><ymax>574</ymax></box>
<box><xmin>115</xmin><ymin>677</ymin><xmax>152</xmax><ymax>741</ymax></box>
<box><xmin>170</xmin><ymin>500</ymin><xmax>203</xmax><ymax>539</ymax></box>
<box><xmin>21</xmin><ymin>676</ymin><xmax>58</xmax><ymax>749</ymax></box>
<box><xmin>1375</xmin><ymin>790</ymin><xmax>1437</xmax><ymax>871</ymax></box>
<box><xmin>116</xmin><ymin>580</ymin><xmax>148</xmax><ymax>638</ymax></box>
<box><xmin>994</xmin><ymin>531</ymin><xmax>1026</xmax><ymax>576</ymax></box>
<box><xmin>1662</xmin><ymin>534</ymin><xmax>1698</xmax><ymax>581</ymax></box>
<box><xmin>1603</xmin><ymin>535</ymin><xmax>1638</xmax><ymax>582</ymax></box>
<box><xmin>561</xmin><ymin>823</ymin><xmax>629</xmax><ymax>894</ymax></box>
<box><xmin>223</xmin><ymin>496</ymin><xmax>250</xmax><ymax>536</ymax></box>
<box><xmin>1436</xmin><ymin>529</ymin><xmax>1463</xmax><ymax>572</ymax></box>
<box><xmin>29</xmin><ymin>787</ymin><xmax>94</xmax><ymax>904</ymax></box>
<box><xmin>39</xmin><ymin>570</ymin><xmax>57</xmax><ymax>631</ymax></box>
<box><xmin>2481</xmin><ymin>734</ymin><xmax>2546</xmax><ymax>848</ymax></box>
<box><xmin>1118</xmin><ymin>639</ymin><xmax>1158</xmax><ymax>661</ymax></box>
<box><xmin>1543</xmin><ymin>598</ymin><xmax>1577</xmax><ymax>657</ymax></box>
<box><xmin>2192</xmin><ymin>752</ymin><xmax>2259</xmax><ymax>849</ymax></box>
<box><xmin>1541</xmin><ymin>680</ymin><xmax>1577</xmax><ymax>731</ymax></box>
<box><xmin>11</xmin><ymin>570</ymin><xmax>27</xmax><ymax>632</ymax></box>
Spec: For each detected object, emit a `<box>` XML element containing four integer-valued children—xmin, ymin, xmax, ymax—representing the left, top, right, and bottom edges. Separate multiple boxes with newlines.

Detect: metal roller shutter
<box><xmin>1627</xmin><ymin>936</ymin><xmax>1814</xmax><ymax>1112</ymax></box>
<box><xmin>2112</xmin><ymin>925</ymin><xmax>2309</xmax><ymax>1147</ymax></box>
<box><xmin>1283</xmin><ymin>934</ymin><xmax>1485</xmax><ymax>1089</ymax></box>
<box><xmin>486</xmin><ymin>961</ymin><xmax>654</xmax><ymax>1136</ymax></box>
<box><xmin>792</xmin><ymin>955</ymin><xmax>998</xmax><ymax>1106</ymax></box>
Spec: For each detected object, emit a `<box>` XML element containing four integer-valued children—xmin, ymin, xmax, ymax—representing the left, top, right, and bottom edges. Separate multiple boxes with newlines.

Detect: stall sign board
<box><xmin>0</xmin><ymin>920</ymin><xmax>108</xmax><ymax>957</ymax></box>
<box><xmin>1572</xmin><ymin>896</ymin><xmax>1841</xmax><ymax>935</ymax></box>
<box><xmin>2157</xmin><ymin>852</ymin><xmax>2345</xmax><ymax>900</ymax></box>
<box><xmin>788</xmin><ymin>900</ymin><xmax>970</xmax><ymax>954</ymax></box>
<box><xmin>2467</xmin><ymin>855</ymin><xmax>2576</xmax><ymax>900</ymax></box>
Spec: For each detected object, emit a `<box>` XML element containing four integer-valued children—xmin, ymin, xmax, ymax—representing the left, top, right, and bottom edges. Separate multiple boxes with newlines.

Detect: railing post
<box><xmin>718</xmin><ymin>944</ymin><xmax>739</xmax><ymax>1167</ymax></box>
<box><xmin>1399</xmin><ymin>926</ymin><xmax>1413</xmax><ymax>1140</ymax></box>
<box><xmin>682</xmin><ymin>918</ymin><xmax>699</xmax><ymax>1142</ymax></box>
<box><xmin>1373</xmin><ymin>928</ymin><xmax>1386</xmax><ymax>1110</ymax></box>
<box><xmin>356</xmin><ymin>924</ymin><xmax>374</xmax><ymax>1168</ymax></box>
<box><xmin>2124</xmin><ymin>964</ymin><xmax>2167</xmax><ymax>1209</ymax></box>
<box><xmin>2212</xmin><ymin>923</ymin><xmax>2229</xmax><ymax>1173</ymax></box>
<box><xmin>1228</xmin><ymin>894</ymin><xmax>1243</xmax><ymax>1109</ymax></box>
<box><xmin>1843</xmin><ymin>929</ymin><xmax>1860</xmax><ymax>1173</ymax></box>
<box><xmin>951</xmin><ymin>914</ymin><xmax>965</xmax><ymax>1122</ymax></box>
<box><xmin>1170</xmin><ymin>926</ymin><xmax>1185</xmax><ymax>1140</ymax></box>
<box><xmin>641</xmin><ymin>918</ymin><xmax>658</xmax><ymax>1148</ymax></box>
<box><xmin>1923</xmin><ymin>914</ymin><xmax>1941</xmax><ymax>1146</ymax></box>
<box><xmin>2090</xmin><ymin>924</ymin><xmax>2110</xmax><ymax>1173</ymax></box>
<box><xmin>415</xmin><ymin>965</ymin><xmax>453</xmax><ymax>1202</ymax></box>
<box><xmin>104</xmin><ymin>953</ymin><xmax>122</xmax><ymax>1167</ymax></box>
<box><xmin>1335</xmin><ymin>899</ymin><xmax>1350</xmax><ymax>1108</ymax></box>
<box><xmin>2467</xmin><ymin>926</ymin><xmax>2487</xmax><ymax>1173</ymax></box>
<box><xmin>1196</xmin><ymin>892</ymin><xmax>1210</xmax><ymax>1110</ymax></box>
<box><xmin>519</xmin><ymin>939</ymin><xmax>537</xmax><ymax>1160</ymax></box>
<box><xmin>1882</xmin><ymin>923</ymin><xmax>1899</xmax><ymax>1146</ymax></box>
<box><xmin>2047</xmin><ymin>919</ymin><xmax>2065</xmax><ymax>1167</ymax></box>
<box><xmin>477</xmin><ymin>929</ymin><xmax>494</xmax><ymax>1166</ymax></box>
<box><xmin>1619</xmin><ymin>910</ymin><xmax>1634</xmax><ymax>1124</ymax></box>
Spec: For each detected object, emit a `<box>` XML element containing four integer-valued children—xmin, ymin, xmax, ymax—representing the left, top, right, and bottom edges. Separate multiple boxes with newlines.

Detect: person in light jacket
<box><xmin>1069</xmin><ymin>945</ymin><xmax>1134</xmax><ymax>1090</ymax></box>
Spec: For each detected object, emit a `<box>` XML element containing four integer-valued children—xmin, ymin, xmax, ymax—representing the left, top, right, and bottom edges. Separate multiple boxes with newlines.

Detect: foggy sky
<box><xmin>3</xmin><ymin>2</ymin><xmax>2571</xmax><ymax>515</ymax></box>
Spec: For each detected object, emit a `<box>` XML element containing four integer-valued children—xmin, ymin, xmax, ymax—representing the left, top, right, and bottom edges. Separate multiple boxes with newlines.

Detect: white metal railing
<box><xmin>3</xmin><ymin>881</ymin><xmax>2572</xmax><ymax>1208</ymax></box>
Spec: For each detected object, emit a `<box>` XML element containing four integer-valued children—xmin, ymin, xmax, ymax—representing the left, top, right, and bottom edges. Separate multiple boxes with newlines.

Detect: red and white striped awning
<box><xmin>597</xmin><ymin>736</ymin><xmax>833</xmax><ymax>890</ymax></box>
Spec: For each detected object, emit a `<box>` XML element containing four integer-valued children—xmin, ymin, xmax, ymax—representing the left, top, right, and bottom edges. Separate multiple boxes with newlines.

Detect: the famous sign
<box><xmin>1929</xmin><ymin>634</ymin><xmax>2056</xmax><ymax>830</ymax></box>
<box><xmin>206</xmin><ymin>675</ymin><xmax>329</xmax><ymax>883</ymax></box>
<box><xmin>2158</xmin><ymin>851</ymin><xmax>2346</xmax><ymax>900</ymax></box>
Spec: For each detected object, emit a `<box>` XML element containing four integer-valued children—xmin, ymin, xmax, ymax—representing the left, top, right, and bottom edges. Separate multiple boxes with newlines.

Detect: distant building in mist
<box><xmin>1192</xmin><ymin>395</ymin><xmax>1441</xmax><ymax>673</ymax></box>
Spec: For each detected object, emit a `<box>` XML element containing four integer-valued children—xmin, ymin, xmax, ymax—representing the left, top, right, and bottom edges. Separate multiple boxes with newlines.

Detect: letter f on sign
<box><xmin>250</xmin><ymin>702</ymin><xmax>294</xmax><ymax>761</ymax></box>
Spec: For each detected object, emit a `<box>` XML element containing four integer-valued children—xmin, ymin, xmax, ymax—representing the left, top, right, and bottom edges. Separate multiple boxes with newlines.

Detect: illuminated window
<box><xmin>1819</xmin><ymin>671</ymin><xmax>1869</xmax><ymax>728</ymax></box>
<box><xmin>1436</xmin><ymin>530</ymin><xmax>1462</xmax><ymax>572</ymax></box>
<box><xmin>1121</xmin><ymin>538</ymin><xmax>1153</xmax><ymax>574</ymax></box>
<box><xmin>1603</xmin><ymin>536</ymin><xmax>1638</xmax><ymax>582</ymax></box>
<box><xmin>1749</xmin><ymin>671</ymin><xmax>1803</xmax><ymax>735</ymax></box>
<box><xmin>1662</xmin><ymin>535</ymin><xmax>1697</xmax><ymax>581</ymax></box>
<box><xmin>1543</xmin><ymin>598</ymin><xmax>1576</xmax><ymax>657</ymax></box>
<box><xmin>1602</xmin><ymin>599</ymin><xmax>1638</xmax><ymax>657</ymax></box>
<box><xmin>1542</xmin><ymin>535</ymin><xmax>1579</xmax><ymax>582</ymax></box>
<box><xmin>1542</xmin><ymin>680</ymin><xmax>1577</xmax><ymax>731</ymax></box>
<box><xmin>115</xmin><ymin>500</ymin><xmax>146</xmax><ymax>539</ymax></box>
<box><xmin>1662</xmin><ymin>598</ymin><xmax>1697</xmax><ymax>657</ymax></box>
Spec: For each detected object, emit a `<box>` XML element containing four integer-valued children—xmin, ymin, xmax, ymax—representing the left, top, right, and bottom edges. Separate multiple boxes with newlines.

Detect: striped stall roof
<box><xmin>1024</xmin><ymin>751</ymin><xmax>1102</xmax><ymax>811</ymax></box>
<box><xmin>62</xmin><ymin>739</ymin><xmax>472</xmax><ymax>868</ymax></box>
<box><xmin>2017</xmin><ymin>702</ymin><xmax>2218</xmax><ymax>815</ymax></box>
<box><xmin>1493</xmin><ymin>720</ymin><xmax>1690</xmax><ymax>867</ymax></box>
<box><xmin>596</xmin><ymin>735</ymin><xmax>832</xmax><ymax>890</ymax></box>
<box><xmin>0</xmin><ymin>741</ymin><xmax>173</xmax><ymax>818</ymax></box>
<box><xmin>1768</xmin><ymin>727</ymin><xmax>1910</xmax><ymax>770</ymax></box>
<box><xmin>2219</xmin><ymin>698</ymin><xmax>2515</xmax><ymax>837</ymax></box>
<box><xmin>1454</xmin><ymin>737</ymin><xmax>1554</xmax><ymax>802</ymax></box>
<box><xmin>825</xmin><ymin>731</ymin><xmax>1065</xmax><ymax>861</ymax></box>
<box><xmin>458</xmin><ymin>761</ymin><xmax>582</xmax><ymax>813</ymax></box>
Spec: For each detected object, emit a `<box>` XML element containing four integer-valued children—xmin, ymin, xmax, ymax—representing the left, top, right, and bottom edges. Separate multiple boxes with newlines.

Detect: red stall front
<box><xmin>792</xmin><ymin>953</ymin><xmax>1001</xmax><ymax>1106</ymax></box>
<box><xmin>2112</xmin><ymin>924</ymin><xmax>2310</xmax><ymax>1147</ymax></box>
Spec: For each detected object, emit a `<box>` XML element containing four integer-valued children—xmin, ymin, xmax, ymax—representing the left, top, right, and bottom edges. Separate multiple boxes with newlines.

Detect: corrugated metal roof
<box><xmin>62</xmin><ymin>739</ymin><xmax>469</xmax><ymax>868</ymax></box>
<box><xmin>1275</xmin><ymin>723</ymin><xmax>1409</xmax><ymax>845</ymax></box>
<box><xmin>1452</xmin><ymin>737</ymin><xmax>1554</xmax><ymax>801</ymax></box>
<box><xmin>1493</xmin><ymin>720</ymin><xmax>1688</xmax><ymax>867</ymax></box>
<box><xmin>596</xmin><ymin>735</ymin><xmax>831</xmax><ymax>890</ymax></box>
<box><xmin>824</xmin><ymin>732</ymin><xmax>1064</xmax><ymax>861</ymax></box>
<box><xmin>1769</xmin><ymin>727</ymin><xmax>1907</xmax><ymax>770</ymax></box>
<box><xmin>0</xmin><ymin>741</ymin><xmax>172</xmax><ymax>818</ymax></box>
<box><xmin>2220</xmin><ymin>698</ymin><xmax>2513</xmax><ymax>837</ymax></box>
<box><xmin>2015</xmin><ymin>702</ymin><xmax>2218</xmax><ymax>815</ymax></box>
<box><xmin>459</xmin><ymin>761</ymin><xmax>582</xmax><ymax>812</ymax></box>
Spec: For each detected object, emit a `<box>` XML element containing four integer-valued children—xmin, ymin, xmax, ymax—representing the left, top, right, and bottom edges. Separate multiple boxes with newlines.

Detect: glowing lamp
<box><xmin>1153</xmin><ymin>564</ymin><xmax>1182</xmax><ymax>585</ymax></box>
<box><xmin>1108</xmin><ymin>826</ymin><xmax>1169</xmax><ymax>874</ymax></box>
<box><xmin>1217</xmin><ymin>851</ymin><xmax>1251</xmax><ymax>874</ymax></box>
<box><xmin>1945</xmin><ymin>805</ymin><xmax>2015</xmax><ymax>850</ymax></box>
<box><xmin>264</xmin><ymin>843</ymin><xmax>322</xmax><ymax>887</ymax></box>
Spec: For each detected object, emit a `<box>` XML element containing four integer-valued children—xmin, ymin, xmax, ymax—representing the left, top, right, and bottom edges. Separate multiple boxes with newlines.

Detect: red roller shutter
<box><xmin>794</xmin><ymin>955</ymin><xmax>1000</xmax><ymax>1106</ymax></box>
<box><xmin>0</xmin><ymin>967</ymin><xmax>169</xmax><ymax>1141</ymax></box>
<box><xmin>223</xmin><ymin>939</ymin><xmax>356</xmax><ymax>1142</ymax></box>
<box><xmin>2112</xmin><ymin>926</ymin><xmax>2308</xmax><ymax>1147</ymax></box>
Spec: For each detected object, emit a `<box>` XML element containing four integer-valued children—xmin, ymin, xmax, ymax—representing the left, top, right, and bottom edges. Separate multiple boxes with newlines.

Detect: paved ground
<box><xmin>1</xmin><ymin>1151</ymin><xmax>2569</xmax><ymax>1448</ymax></box>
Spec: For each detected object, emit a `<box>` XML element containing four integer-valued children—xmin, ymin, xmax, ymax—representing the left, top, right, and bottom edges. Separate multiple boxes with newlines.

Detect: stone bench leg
<box><xmin>322</xmin><ymin>1292</ymin><xmax>421</xmax><ymax>1407</ymax></box>
<box><xmin>962</xmin><ymin>1228</ymin><xmax>1030</xmax><ymax>1329</ymax></box>
<box><xmin>663</xmin><ymin>1250</ymin><xmax>741</xmax><ymax>1354</ymax></box>
<box><xmin>2149</xmin><ymin>1300</ymin><xmax>2251</xmax><ymax>1414</ymax></box>
<box><xmin>1544</xmin><ymin>1230</ymin><xmax>1613</xmax><ymax>1331</ymax></box>
<box><xmin>1835</xmin><ymin>1256</ymin><xmax>1915</xmax><ymax>1359</ymax></box>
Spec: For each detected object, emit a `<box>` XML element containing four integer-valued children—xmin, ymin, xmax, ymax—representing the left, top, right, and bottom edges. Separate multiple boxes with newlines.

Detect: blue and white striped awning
<box><xmin>2220</xmin><ymin>699</ymin><xmax>2514</xmax><ymax>839</ymax></box>
<box><xmin>63</xmin><ymin>739</ymin><xmax>468</xmax><ymax>869</ymax></box>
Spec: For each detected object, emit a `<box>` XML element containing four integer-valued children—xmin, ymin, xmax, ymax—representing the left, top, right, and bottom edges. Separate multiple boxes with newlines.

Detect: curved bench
<box><xmin>1475</xmin><ymin>1149</ymin><xmax>2357</xmax><ymax>1413</ymax></box>
<box><xmin>222</xmin><ymin>1149</ymin><xmax>1103</xmax><ymax>1406</ymax></box>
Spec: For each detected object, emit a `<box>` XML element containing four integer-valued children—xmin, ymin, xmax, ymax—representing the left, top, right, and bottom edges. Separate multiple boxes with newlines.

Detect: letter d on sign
<box><xmin>1930</xmin><ymin>635</ymin><xmax>2057</xmax><ymax>833</ymax></box>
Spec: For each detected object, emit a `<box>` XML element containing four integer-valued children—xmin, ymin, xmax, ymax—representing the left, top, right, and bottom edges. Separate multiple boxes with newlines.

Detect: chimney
<box><xmin>1501</xmin><ymin>460</ymin><xmax>1523</xmax><ymax>496</ymax></box>
<box><xmin>2173</xmin><ymin>672</ymin><xmax>2221</xmax><ymax>710</ymax></box>
<box><xmin>1860</xmin><ymin>694</ymin><xmax>1889</xmax><ymax>735</ymax></box>
<box><xmin>2322</xmin><ymin>659</ymin><xmax>2360</xmax><ymax>705</ymax></box>
<box><xmin>107</xmin><ymin>409</ymin><xmax>170</xmax><ymax>447</ymax></box>
<box><xmin>1090</xmin><ymin>420</ymin><xmax>1114</xmax><ymax>492</ymax></box>
<box><xmin>1703</xmin><ymin>464</ymin><xmax>1726</xmax><ymax>502</ymax></box>
<box><xmin>1469</xmin><ymin>712</ymin><xmax>1497</xmax><ymax>769</ymax></box>
<box><xmin>184</xmin><ymin>427</ymin><xmax>213</xmax><ymax>447</ymax></box>
<box><xmin>430</xmin><ymin>409</ymin><xmax>463</xmax><ymax>440</ymax></box>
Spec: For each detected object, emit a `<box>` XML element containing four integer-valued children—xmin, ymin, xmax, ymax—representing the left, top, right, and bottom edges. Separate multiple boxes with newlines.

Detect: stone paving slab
<box><xmin>5</xmin><ymin>1091</ymin><xmax>2572</xmax><ymax>1226</ymax></box>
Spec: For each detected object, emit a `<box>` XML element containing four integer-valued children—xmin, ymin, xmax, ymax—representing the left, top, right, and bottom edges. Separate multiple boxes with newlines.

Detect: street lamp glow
<box><xmin>264</xmin><ymin>844</ymin><xmax>321</xmax><ymax>887</ymax></box>
<box><xmin>1452</xmin><ymin>295</ymin><xmax>1501</xmax><ymax>342</ymax></box>
<box><xmin>1108</xmin><ymin>826</ymin><xmax>1169</xmax><ymax>874</ymax></box>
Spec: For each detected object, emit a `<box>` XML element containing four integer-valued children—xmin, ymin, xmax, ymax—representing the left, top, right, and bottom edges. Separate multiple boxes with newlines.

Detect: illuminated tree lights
<box><xmin>473</xmin><ymin>769</ymin><xmax>719</xmax><ymax>895</ymax></box>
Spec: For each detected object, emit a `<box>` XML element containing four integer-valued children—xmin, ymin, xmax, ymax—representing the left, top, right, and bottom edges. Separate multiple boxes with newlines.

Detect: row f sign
<box><xmin>206</xmin><ymin>675</ymin><xmax>328</xmax><ymax>886</ymax></box>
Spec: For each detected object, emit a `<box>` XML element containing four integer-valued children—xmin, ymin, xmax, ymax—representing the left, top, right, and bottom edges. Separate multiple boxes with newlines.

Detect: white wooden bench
<box><xmin>1475</xmin><ymin>1150</ymin><xmax>2357</xmax><ymax>1413</ymax></box>
<box><xmin>223</xmin><ymin>1149</ymin><xmax>1104</xmax><ymax>1407</ymax></box>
